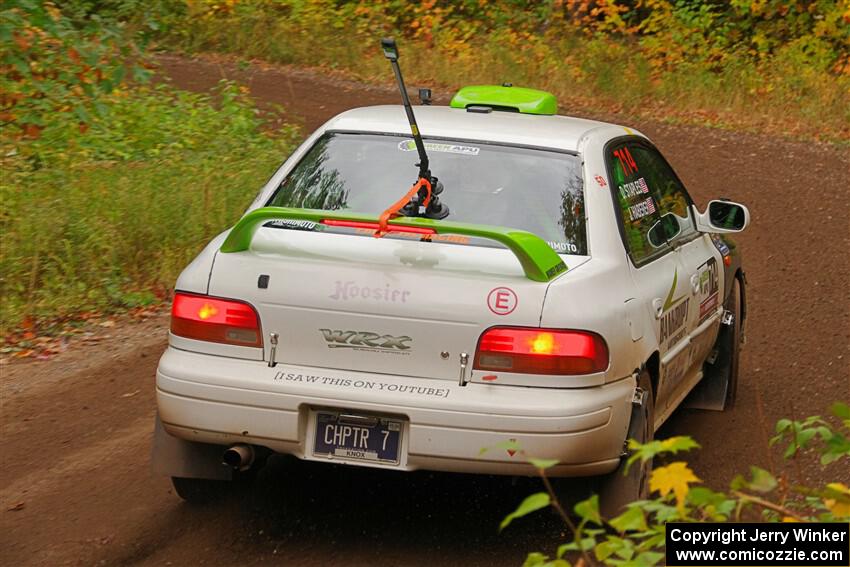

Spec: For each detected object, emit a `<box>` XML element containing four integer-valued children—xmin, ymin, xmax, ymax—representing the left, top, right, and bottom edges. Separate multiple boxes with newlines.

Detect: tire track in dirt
<box><xmin>2</xmin><ymin>53</ymin><xmax>847</xmax><ymax>566</ymax></box>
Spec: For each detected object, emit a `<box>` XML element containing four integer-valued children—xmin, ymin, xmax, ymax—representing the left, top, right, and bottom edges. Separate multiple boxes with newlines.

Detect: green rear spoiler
<box><xmin>220</xmin><ymin>207</ymin><xmax>567</xmax><ymax>282</ymax></box>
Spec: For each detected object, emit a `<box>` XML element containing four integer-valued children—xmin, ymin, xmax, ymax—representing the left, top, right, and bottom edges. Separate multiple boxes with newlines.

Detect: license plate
<box><xmin>313</xmin><ymin>412</ymin><xmax>403</xmax><ymax>464</ymax></box>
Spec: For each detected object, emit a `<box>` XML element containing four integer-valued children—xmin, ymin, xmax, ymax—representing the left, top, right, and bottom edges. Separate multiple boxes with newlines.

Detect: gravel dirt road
<box><xmin>2</xmin><ymin>53</ymin><xmax>848</xmax><ymax>566</ymax></box>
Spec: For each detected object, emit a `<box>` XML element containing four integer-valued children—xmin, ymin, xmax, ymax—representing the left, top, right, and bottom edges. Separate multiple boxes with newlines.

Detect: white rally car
<box><xmin>152</xmin><ymin>62</ymin><xmax>749</xmax><ymax>514</ymax></box>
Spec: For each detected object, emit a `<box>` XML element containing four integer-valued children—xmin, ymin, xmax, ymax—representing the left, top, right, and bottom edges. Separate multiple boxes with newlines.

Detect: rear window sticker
<box><xmin>398</xmin><ymin>140</ymin><xmax>480</xmax><ymax>156</ymax></box>
<box><xmin>613</xmin><ymin>146</ymin><xmax>639</xmax><ymax>176</ymax></box>
<box><xmin>618</xmin><ymin>177</ymin><xmax>649</xmax><ymax>200</ymax></box>
<box><xmin>628</xmin><ymin>196</ymin><xmax>657</xmax><ymax>221</ymax></box>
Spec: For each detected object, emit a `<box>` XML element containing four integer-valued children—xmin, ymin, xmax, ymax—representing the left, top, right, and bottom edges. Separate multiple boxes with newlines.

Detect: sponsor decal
<box><xmin>273</xmin><ymin>370</ymin><xmax>450</xmax><ymax>398</ymax></box>
<box><xmin>710</xmin><ymin>233</ymin><xmax>730</xmax><ymax>257</ymax></box>
<box><xmin>487</xmin><ymin>287</ymin><xmax>518</xmax><ymax>315</ymax></box>
<box><xmin>659</xmin><ymin>269</ymin><xmax>690</xmax><ymax>348</ymax></box>
<box><xmin>506</xmin><ymin>438</ymin><xmax>518</xmax><ymax>457</ymax></box>
<box><xmin>547</xmin><ymin>241</ymin><xmax>579</xmax><ymax>254</ymax></box>
<box><xmin>699</xmin><ymin>257</ymin><xmax>719</xmax><ymax>297</ymax></box>
<box><xmin>697</xmin><ymin>257</ymin><xmax>720</xmax><ymax>324</ymax></box>
<box><xmin>398</xmin><ymin>140</ymin><xmax>480</xmax><ymax>156</ymax></box>
<box><xmin>330</xmin><ymin>280</ymin><xmax>410</xmax><ymax>303</ymax></box>
<box><xmin>661</xmin><ymin>351</ymin><xmax>689</xmax><ymax>397</ymax></box>
<box><xmin>546</xmin><ymin>261</ymin><xmax>568</xmax><ymax>278</ymax></box>
<box><xmin>594</xmin><ymin>174</ymin><xmax>607</xmax><ymax>187</ymax></box>
<box><xmin>618</xmin><ymin>177</ymin><xmax>650</xmax><ymax>200</ymax></box>
<box><xmin>320</xmin><ymin>329</ymin><xmax>412</xmax><ymax>354</ymax></box>
<box><xmin>628</xmin><ymin>196</ymin><xmax>657</xmax><ymax>221</ymax></box>
<box><xmin>660</xmin><ymin>298</ymin><xmax>690</xmax><ymax>345</ymax></box>
<box><xmin>263</xmin><ymin>219</ymin><xmax>321</xmax><ymax>231</ymax></box>
<box><xmin>699</xmin><ymin>293</ymin><xmax>719</xmax><ymax>321</ymax></box>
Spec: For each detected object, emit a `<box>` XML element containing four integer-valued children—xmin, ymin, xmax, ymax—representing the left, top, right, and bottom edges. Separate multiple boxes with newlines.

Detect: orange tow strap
<box><xmin>375</xmin><ymin>177</ymin><xmax>432</xmax><ymax>238</ymax></box>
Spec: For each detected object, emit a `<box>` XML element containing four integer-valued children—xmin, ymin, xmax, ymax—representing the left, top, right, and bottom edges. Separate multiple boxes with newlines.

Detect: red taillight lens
<box><xmin>474</xmin><ymin>327</ymin><xmax>609</xmax><ymax>375</ymax></box>
<box><xmin>171</xmin><ymin>293</ymin><xmax>262</xmax><ymax>347</ymax></box>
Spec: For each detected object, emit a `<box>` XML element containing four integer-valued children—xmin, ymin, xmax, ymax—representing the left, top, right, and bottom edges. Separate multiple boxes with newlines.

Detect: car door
<box><xmin>624</xmin><ymin>142</ymin><xmax>723</xmax><ymax>415</ymax></box>
<box><xmin>606</xmin><ymin>139</ymin><xmax>692</xmax><ymax>420</ymax></box>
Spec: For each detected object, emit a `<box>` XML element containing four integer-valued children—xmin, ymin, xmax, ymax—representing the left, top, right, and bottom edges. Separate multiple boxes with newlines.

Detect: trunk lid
<box><xmin>208</xmin><ymin>227</ymin><xmax>562</xmax><ymax>381</ymax></box>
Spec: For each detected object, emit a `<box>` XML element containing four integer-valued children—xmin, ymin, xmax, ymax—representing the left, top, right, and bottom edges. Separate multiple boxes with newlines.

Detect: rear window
<box><xmin>267</xmin><ymin>132</ymin><xmax>587</xmax><ymax>255</ymax></box>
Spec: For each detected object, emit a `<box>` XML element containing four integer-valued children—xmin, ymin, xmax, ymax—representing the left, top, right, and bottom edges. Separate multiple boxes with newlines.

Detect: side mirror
<box><xmin>694</xmin><ymin>200</ymin><xmax>750</xmax><ymax>233</ymax></box>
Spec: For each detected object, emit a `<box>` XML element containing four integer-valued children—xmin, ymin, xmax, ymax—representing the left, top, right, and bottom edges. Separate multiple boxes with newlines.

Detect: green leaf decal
<box><xmin>663</xmin><ymin>268</ymin><xmax>678</xmax><ymax>311</ymax></box>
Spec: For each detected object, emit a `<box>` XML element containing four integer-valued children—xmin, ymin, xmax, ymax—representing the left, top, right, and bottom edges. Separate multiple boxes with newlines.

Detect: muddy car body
<box><xmin>153</xmin><ymin>86</ymin><xmax>750</xmax><ymax>512</ymax></box>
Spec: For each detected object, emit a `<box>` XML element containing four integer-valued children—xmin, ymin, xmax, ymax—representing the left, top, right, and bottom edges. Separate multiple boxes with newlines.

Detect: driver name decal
<box><xmin>628</xmin><ymin>197</ymin><xmax>657</xmax><ymax>220</ymax></box>
<box><xmin>618</xmin><ymin>177</ymin><xmax>649</xmax><ymax>200</ymax></box>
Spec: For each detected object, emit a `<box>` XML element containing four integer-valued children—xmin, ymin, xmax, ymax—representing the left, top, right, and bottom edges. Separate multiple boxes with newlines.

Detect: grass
<box><xmin>0</xmin><ymin>82</ymin><xmax>298</xmax><ymax>337</ymax></box>
<box><xmin>162</xmin><ymin>9</ymin><xmax>850</xmax><ymax>143</ymax></box>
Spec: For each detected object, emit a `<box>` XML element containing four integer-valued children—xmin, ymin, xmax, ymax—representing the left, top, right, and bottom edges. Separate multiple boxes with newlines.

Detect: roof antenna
<box><xmin>381</xmin><ymin>38</ymin><xmax>448</xmax><ymax>220</ymax></box>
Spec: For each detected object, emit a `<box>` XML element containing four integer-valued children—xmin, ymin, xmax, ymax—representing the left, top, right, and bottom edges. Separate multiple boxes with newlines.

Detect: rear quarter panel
<box><xmin>539</xmin><ymin>126</ymin><xmax>659</xmax><ymax>382</ymax></box>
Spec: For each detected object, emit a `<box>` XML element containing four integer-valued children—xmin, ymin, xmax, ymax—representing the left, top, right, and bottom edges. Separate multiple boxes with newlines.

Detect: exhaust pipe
<box><xmin>222</xmin><ymin>444</ymin><xmax>254</xmax><ymax>471</ymax></box>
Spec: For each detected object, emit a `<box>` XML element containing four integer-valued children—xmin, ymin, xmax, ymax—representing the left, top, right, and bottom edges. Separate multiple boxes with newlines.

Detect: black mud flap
<box><xmin>682</xmin><ymin>366</ymin><xmax>729</xmax><ymax>411</ymax></box>
<box><xmin>684</xmin><ymin>326</ymin><xmax>733</xmax><ymax>411</ymax></box>
<box><xmin>151</xmin><ymin>413</ymin><xmax>233</xmax><ymax>481</ymax></box>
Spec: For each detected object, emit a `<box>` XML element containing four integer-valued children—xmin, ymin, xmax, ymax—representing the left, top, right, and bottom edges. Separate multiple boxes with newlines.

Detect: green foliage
<box><xmin>771</xmin><ymin>402</ymin><xmax>850</xmax><ymax>464</ymax></box>
<box><xmin>156</xmin><ymin>0</ymin><xmax>850</xmax><ymax>141</ymax></box>
<box><xmin>502</xmin><ymin>404</ymin><xmax>850</xmax><ymax>566</ymax></box>
<box><xmin>501</xmin><ymin>492</ymin><xmax>551</xmax><ymax>531</ymax></box>
<box><xmin>1</xmin><ymin>80</ymin><xmax>298</xmax><ymax>334</ymax></box>
<box><xmin>0</xmin><ymin>2</ymin><xmax>300</xmax><ymax>335</ymax></box>
<box><xmin>0</xmin><ymin>0</ymin><xmax>153</xmax><ymax>150</ymax></box>
<box><xmin>625</xmin><ymin>435</ymin><xmax>700</xmax><ymax>471</ymax></box>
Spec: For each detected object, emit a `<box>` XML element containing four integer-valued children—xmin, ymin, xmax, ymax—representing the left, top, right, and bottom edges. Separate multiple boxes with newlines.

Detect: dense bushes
<box><xmin>504</xmin><ymin>403</ymin><xmax>850</xmax><ymax>566</ymax></box>
<box><xmin>164</xmin><ymin>0</ymin><xmax>849</xmax><ymax>141</ymax></box>
<box><xmin>1</xmin><ymin>1</ymin><xmax>298</xmax><ymax>335</ymax></box>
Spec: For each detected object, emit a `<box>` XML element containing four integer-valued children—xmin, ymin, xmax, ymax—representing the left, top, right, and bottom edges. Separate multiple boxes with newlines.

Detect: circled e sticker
<box><xmin>487</xmin><ymin>287</ymin><xmax>517</xmax><ymax>315</ymax></box>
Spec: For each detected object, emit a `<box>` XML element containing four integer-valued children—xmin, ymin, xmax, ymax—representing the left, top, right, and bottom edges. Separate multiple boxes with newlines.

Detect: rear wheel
<box><xmin>597</xmin><ymin>368</ymin><xmax>654</xmax><ymax>519</ymax></box>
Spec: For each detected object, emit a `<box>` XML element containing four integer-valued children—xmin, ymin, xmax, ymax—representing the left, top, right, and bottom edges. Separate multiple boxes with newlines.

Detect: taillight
<box><xmin>170</xmin><ymin>292</ymin><xmax>262</xmax><ymax>347</ymax></box>
<box><xmin>473</xmin><ymin>327</ymin><xmax>608</xmax><ymax>375</ymax></box>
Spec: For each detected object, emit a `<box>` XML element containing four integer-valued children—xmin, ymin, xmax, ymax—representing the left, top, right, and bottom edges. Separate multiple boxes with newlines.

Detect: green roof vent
<box><xmin>450</xmin><ymin>85</ymin><xmax>557</xmax><ymax>115</ymax></box>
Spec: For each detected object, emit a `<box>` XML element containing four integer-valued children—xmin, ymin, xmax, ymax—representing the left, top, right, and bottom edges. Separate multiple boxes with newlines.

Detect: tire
<box><xmin>597</xmin><ymin>368</ymin><xmax>655</xmax><ymax>519</ymax></box>
<box><xmin>722</xmin><ymin>278</ymin><xmax>742</xmax><ymax>408</ymax></box>
<box><xmin>171</xmin><ymin>477</ymin><xmax>230</xmax><ymax>505</ymax></box>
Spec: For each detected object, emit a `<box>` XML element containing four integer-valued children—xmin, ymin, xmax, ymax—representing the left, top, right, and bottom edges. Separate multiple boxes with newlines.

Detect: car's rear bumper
<box><xmin>156</xmin><ymin>347</ymin><xmax>635</xmax><ymax>477</ymax></box>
